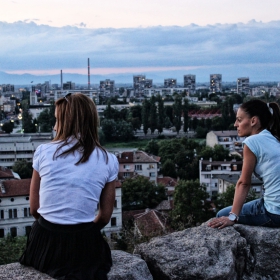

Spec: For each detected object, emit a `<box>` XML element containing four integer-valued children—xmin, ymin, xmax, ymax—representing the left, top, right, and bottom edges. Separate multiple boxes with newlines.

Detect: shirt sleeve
<box><xmin>107</xmin><ymin>153</ymin><xmax>119</xmax><ymax>182</ymax></box>
<box><xmin>32</xmin><ymin>145</ymin><xmax>41</xmax><ymax>172</ymax></box>
<box><xmin>243</xmin><ymin>136</ymin><xmax>259</xmax><ymax>162</ymax></box>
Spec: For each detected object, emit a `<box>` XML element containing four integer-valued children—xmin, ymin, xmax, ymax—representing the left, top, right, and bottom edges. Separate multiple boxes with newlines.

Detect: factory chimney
<box><xmin>88</xmin><ymin>58</ymin><xmax>90</xmax><ymax>90</ymax></box>
<box><xmin>60</xmin><ymin>70</ymin><xmax>63</xmax><ymax>90</ymax></box>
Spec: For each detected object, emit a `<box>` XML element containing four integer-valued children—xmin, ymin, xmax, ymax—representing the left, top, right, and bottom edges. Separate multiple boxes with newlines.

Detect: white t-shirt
<box><xmin>243</xmin><ymin>129</ymin><xmax>280</xmax><ymax>215</ymax></box>
<box><xmin>33</xmin><ymin>140</ymin><xmax>119</xmax><ymax>224</ymax></box>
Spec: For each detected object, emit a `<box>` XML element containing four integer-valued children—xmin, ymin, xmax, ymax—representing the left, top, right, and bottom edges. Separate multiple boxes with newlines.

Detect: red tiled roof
<box><xmin>0</xmin><ymin>168</ymin><xmax>14</xmax><ymax>179</ymax></box>
<box><xmin>134</xmin><ymin>209</ymin><xmax>169</xmax><ymax>236</ymax></box>
<box><xmin>0</xmin><ymin>179</ymin><xmax>31</xmax><ymax>197</ymax></box>
<box><xmin>157</xmin><ymin>176</ymin><xmax>177</xmax><ymax>187</ymax></box>
<box><xmin>118</xmin><ymin>151</ymin><xmax>160</xmax><ymax>164</ymax></box>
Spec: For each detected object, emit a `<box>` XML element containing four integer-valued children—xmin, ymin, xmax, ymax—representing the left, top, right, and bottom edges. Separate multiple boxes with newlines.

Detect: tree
<box><xmin>0</xmin><ymin>235</ymin><xmax>27</xmax><ymax>265</ymax></box>
<box><xmin>215</xmin><ymin>185</ymin><xmax>258</xmax><ymax>211</ymax></box>
<box><xmin>12</xmin><ymin>160</ymin><xmax>33</xmax><ymax>179</ymax></box>
<box><xmin>173</xmin><ymin>96</ymin><xmax>182</xmax><ymax>134</ymax></box>
<box><xmin>161</xmin><ymin>159</ymin><xmax>177</xmax><ymax>178</ymax></box>
<box><xmin>142</xmin><ymin>99</ymin><xmax>150</xmax><ymax>135</ymax></box>
<box><xmin>171</xmin><ymin>180</ymin><xmax>213</xmax><ymax>229</ymax></box>
<box><xmin>157</xmin><ymin>95</ymin><xmax>165</xmax><ymax>134</ymax></box>
<box><xmin>199</xmin><ymin>145</ymin><xmax>230</xmax><ymax>161</ymax></box>
<box><xmin>101</xmin><ymin>119</ymin><xmax>117</xmax><ymax>141</ymax></box>
<box><xmin>122</xmin><ymin>176</ymin><xmax>166</xmax><ymax>210</ymax></box>
<box><xmin>1</xmin><ymin>121</ymin><xmax>14</xmax><ymax>133</ymax></box>
<box><xmin>115</xmin><ymin>120</ymin><xmax>135</xmax><ymax>141</ymax></box>
<box><xmin>21</xmin><ymin>100</ymin><xmax>36</xmax><ymax>133</ymax></box>
<box><xmin>149</xmin><ymin>96</ymin><xmax>157</xmax><ymax>134</ymax></box>
<box><xmin>144</xmin><ymin>139</ymin><xmax>159</xmax><ymax>155</ymax></box>
<box><xmin>183</xmin><ymin>99</ymin><xmax>189</xmax><ymax>133</ymax></box>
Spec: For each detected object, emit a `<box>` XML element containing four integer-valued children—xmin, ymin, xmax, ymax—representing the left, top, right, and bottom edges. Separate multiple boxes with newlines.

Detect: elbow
<box><xmin>236</xmin><ymin>179</ymin><xmax>251</xmax><ymax>190</ymax></box>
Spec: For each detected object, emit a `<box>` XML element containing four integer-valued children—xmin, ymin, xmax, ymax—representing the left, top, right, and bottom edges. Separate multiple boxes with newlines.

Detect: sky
<box><xmin>1</xmin><ymin>0</ymin><xmax>280</xmax><ymax>83</ymax></box>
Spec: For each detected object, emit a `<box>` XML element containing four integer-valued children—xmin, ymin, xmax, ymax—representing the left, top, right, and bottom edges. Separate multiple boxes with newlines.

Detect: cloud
<box><xmin>0</xmin><ymin>21</ymin><xmax>280</xmax><ymax>81</ymax></box>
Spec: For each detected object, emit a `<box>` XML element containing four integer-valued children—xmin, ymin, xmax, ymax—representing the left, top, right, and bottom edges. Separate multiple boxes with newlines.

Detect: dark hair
<box><xmin>240</xmin><ymin>99</ymin><xmax>280</xmax><ymax>140</ymax></box>
<box><xmin>53</xmin><ymin>93</ymin><xmax>107</xmax><ymax>164</ymax></box>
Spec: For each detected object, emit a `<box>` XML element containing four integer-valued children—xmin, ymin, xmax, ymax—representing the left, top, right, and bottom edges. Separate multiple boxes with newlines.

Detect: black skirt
<box><xmin>19</xmin><ymin>217</ymin><xmax>112</xmax><ymax>280</ymax></box>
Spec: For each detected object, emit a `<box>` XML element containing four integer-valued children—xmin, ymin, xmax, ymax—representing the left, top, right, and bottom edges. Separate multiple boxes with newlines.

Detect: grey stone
<box><xmin>234</xmin><ymin>224</ymin><xmax>280</xmax><ymax>280</ymax></box>
<box><xmin>108</xmin><ymin>250</ymin><xmax>153</xmax><ymax>280</ymax></box>
<box><xmin>0</xmin><ymin>250</ymin><xmax>152</xmax><ymax>280</ymax></box>
<box><xmin>0</xmin><ymin>263</ymin><xmax>54</xmax><ymax>280</ymax></box>
<box><xmin>134</xmin><ymin>222</ymin><xmax>248</xmax><ymax>280</ymax></box>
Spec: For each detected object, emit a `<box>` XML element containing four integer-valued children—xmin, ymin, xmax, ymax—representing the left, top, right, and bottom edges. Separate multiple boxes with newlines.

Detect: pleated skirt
<box><xmin>19</xmin><ymin>217</ymin><xmax>112</xmax><ymax>280</ymax></box>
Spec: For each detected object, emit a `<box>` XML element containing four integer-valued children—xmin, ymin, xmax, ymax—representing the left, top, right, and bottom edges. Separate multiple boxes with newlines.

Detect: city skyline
<box><xmin>0</xmin><ymin>0</ymin><xmax>280</xmax><ymax>82</ymax></box>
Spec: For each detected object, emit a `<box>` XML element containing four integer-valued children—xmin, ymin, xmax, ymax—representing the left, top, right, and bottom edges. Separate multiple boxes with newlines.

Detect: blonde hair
<box><xmin>53</xmin><ymin>93</ymin><xmax>107</xmax><ymax>164</ymax></box>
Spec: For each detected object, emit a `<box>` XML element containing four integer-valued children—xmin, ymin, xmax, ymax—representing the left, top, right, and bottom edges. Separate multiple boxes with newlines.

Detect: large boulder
<box><xmin>135</xmin><ymin>222</ymin><xmax>280</xmax><ymax>280</ymax></box>
<box><xmin>108</xmin><ymin>250</ymin><xmax>152</xmax><ymax>280</ymax></box>
<box><xmin>135</xmin><ymin>222</ymin><xmax>248</xmax><ymax>280</ymax></box>
<box><xmin>0</xmin><ymin>250</ymin><xmax>152</xmax><ymax>280</ymax></box>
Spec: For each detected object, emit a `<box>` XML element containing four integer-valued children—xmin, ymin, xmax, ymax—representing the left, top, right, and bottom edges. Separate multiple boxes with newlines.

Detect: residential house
<box><xmin>206</xmin><ymin>130</ymin><xmax>245</xmax><ymax>154</ymax></box>
<box><xmin>117</xmin><ymin>151</ymin><xmax>160</xmax><ymax>183</ymax></box>
<box><xmin>199</xmin><ymin>158</ymin><xmax>243</xmax><ymax>197</ymax></box>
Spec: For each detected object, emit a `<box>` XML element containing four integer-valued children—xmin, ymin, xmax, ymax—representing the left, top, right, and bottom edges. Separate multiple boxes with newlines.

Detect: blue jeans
<box><xmin>216</xmin><ymin>198</ymin><xmax>280</xmax><ymax>227</ymax></box>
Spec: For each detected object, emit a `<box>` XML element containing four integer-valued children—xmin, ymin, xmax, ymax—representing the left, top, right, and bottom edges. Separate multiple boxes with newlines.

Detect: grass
<box><xmin>104</xmin><ymin>139</ymin><xmax>151</xmax><ymax>150</ymax></box>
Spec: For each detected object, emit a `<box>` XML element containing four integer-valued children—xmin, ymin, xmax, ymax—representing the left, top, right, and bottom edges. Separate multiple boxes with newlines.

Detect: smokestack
<box><xmin>60</xmin><ymin>70</ymin><xmax>63</xmax><ymax>90</ymax></box>
<box><xmin>88</xmin><ymin>58</ymin><xmax>90</xmax><ymax>90</ymax></box>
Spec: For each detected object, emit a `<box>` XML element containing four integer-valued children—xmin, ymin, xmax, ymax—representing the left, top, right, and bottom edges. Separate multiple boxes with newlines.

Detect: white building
<box><xmin>199</xmin><ymin>159</ymin><xmax>243</xmax><ymax>197</ymax></box>
<box><xmin>0</xmin><ymin>134</ymin><xmax>53</xmax><ymax>169</ymax></box>
<box><xmin>210</xmin><ymin>74</ymin><xmax>222</xmax><ymax>93</ymax></box>
<box><xmin>183</xmin><ymin>74</ymin><xmax>196</xmax><ymax>95</ymax></box>
<box><xmin>116</xmin><ymin>150</ymin><xmax>160</xmax><ymax>183</ymax></box>
<box><xmin>237</xmin><ymin>77</ymin><xmax>250</xmax><ymax>95</ymax></box>
<box><xmin>206</xmin><ymin>131</ymin><xmax>245</xmax><ymax>154</ymax></box>
<box><xmin>0</xmin><ymin>179</ymin><xmax>33</xmax><ymax>237</ymax></box>
<box><xmin>0</xmin><ymin>177</ymin><xmax>122</xmax><ymax>238</ymax></box>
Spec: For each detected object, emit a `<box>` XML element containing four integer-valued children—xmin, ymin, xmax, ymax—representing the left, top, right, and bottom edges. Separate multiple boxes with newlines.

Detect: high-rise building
<box><xmin>237</xmin><ymin>77</ymin><xmax>250</xmax><ymax>95</ymax></box>
<box><xmin>63</xmin><ymin>81</ymin><xmax>75</xmax><ymax>90</ymax></box>
<box><xmin>133</xmin><ymin>75</ymin><xmax>152</xmax><ymax>95</ymax></box>
<box><xmin>183</xmin><ymin>75</ymin><xmax>196</xmax><ymax>94</ymax></box>
<box><xmin>210</xmin><ymin>74</ymin><xmax>222</xmax><ymax>93</ymax></box>
<box><xmin>100</xmin><ymin>79</ymin><xmax>115</xmax><ymax>94</ymax></box>
<box><xmin>164</xmin><ymin>78</ymin><xmax>177</xmax><ymax>88</ymax></box>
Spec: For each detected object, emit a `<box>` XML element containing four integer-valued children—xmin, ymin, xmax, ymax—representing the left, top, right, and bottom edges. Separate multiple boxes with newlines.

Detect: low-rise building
<box><xmin>199</xmin><ymin>158</ymin><xmax>243</xmax><ymax>197</ymax></box>
<box><xmin>206</xmin><ymin>130</ymin><xmax>245</xmax><ymax>154</ymax></box>
<box><xmin>116</xmin><ymin>150</ymin><xmax>160</xmax><ymax>183</ymax></box>
<box><xmin>0</xmin><ymin>178</ymin><xmax>122</xmax><ymax>238</ymax></box>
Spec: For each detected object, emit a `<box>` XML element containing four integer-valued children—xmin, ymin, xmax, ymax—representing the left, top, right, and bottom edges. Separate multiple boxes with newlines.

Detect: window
<box><xmin>135</xmin><ymin>164</ymin><xmax>142</xmax><ymax>171</ymax></box>
<box><xmin>206</xmin><ymin>165</ymin><xmax>211</xmax><ymax>171</ymax></box>
<box><xmin>0</xmin><ymin>210</ymin><xmax>4</xmax><ymax>219</ymax></box>
<box><xmin>111</xmin><ymin>217</ymin><xmax>117</xmax><ymax>227</ymax></box>
<box><xmin>149</xmin><ymin>172</ymin><xmax>156</xmax><ymax>177</ymax></box>
<box><xmin>114</xmin><ymin>200</ymin><xmax>117</xmax><ymax>208</ymax></box>
<box><xmin>123</xmin><ymin>172</ymin><xmax>130</xmax><ymax>178</ymax></box>
<box><xmin>148</xmin><ymin>164</ymin><xmax>155</xmax><ymax>169</ymax></box>
<box><xmin>8</xmin><ymin>209</ymin><xmax>17</xmax><ymax>219</ymax></box>
<box><xmin>10</xmin><ymin>227</ymin><xmax>17</xmax><ymax>238</ymax></box>
<box><xmin>204</xmin><ymin>174</ymin><xmax>211</xmax><ymax>179</ymax></box>
<box><xmin>0</xmin><ymin>229</ymin><xmax>4</xmax><ymax>238</ymax></box>
<box><xmin>123</xmin><ymin>165</ymin><xmax>130</xmax><ymax>170</ymax></box>
<box><xmin>24</xmin><ymin>208</ymin><xmax>31</xmax><ymax>217</ymax></box>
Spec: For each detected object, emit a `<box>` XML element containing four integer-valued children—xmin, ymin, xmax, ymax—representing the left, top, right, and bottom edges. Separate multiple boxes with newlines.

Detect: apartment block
<box><xmin>237</xmin><ymin>77</ymin><xmax>250</xmax><ymax>95</ymax></box>
<box><xmin>199</xmin><ymin>159</ymin><xmax>242</xmax><ymax>197</ymax></box>
<box><xmin>183</xmin><ymin>75</ymin><xmax>196</xmax><ymax>95</ymax></box>
<box><xmin>100</xmin><ymin>79</ymin><xmax>115</xmax><ymax>95</ymax></box>
<box><xmin>164</xmin><ymin>78</ymin><xmax>177</xmax><ymax>88</ymax></box>
<box><xmin>210</xmin><ymin>74</ymin><xmax>222</xmax><ymax>93</ymax></box>
<box><xmin>206</xmin><ymin>131</ymin><xmax>245</xmax><ymax>154</ymax></box>
<box><xmin>133</xmin><ymin>75</ymin><xmax>153</xmax><ymax>96</ymax></box>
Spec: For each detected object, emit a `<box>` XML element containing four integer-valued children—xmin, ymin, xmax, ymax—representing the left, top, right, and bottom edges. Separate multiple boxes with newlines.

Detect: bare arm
<box><xmin>30</xmin><ymin>169</ymin><xmax>41</xmax><ymax>219</ymax></box>
<box><xmin>209</xmin><ymin>144</ymin><xmax>256</xmax><ymax>228</ymax></box>
<box><xmin>230</xmin><ymin>144</ymin><xmax>256</xmax><ymax>216</ymax></box>
<box><xmin>94</xmin><ymin>180</ymin><xmax>116</xmax><ymax>229</ymax></box>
